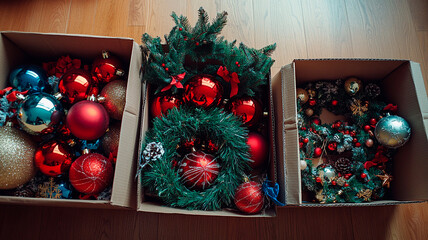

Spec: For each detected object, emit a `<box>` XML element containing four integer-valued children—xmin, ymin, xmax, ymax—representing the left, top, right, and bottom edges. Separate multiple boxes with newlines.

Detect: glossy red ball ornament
<box><xmin>370</xmin><ymin>118</ymin><xmax>377</xmax><ymax>125</ymax></box>
<box><xmin>227</xmin><ymin>96</ymin><xmax>262</xmax><ymax>127</ymax></box>
<box><xmin>364</xmin><ymin>125</ymin><xmax>371</xmax><ymax>132</ymax></box>
<box><xmin>69</xmin><ymin>153</ymin><xmax>114</xmax><ymax>194</ymax></box>
<box><xmin>151</xmin><ymin>93</ymin><xmax>182</xmax><ymax>118</ymax></box>
<box><xmin>34</xmin><ymin>141</ymin><xmax>73</xmax><ymax>177</ymax></box>
<box><xmin>303</xmin><ymin>138</ymin><xmax>309</xmax><ymax>144</ymax></box>
<box><xmin>309</xmin><ymin>99</ymin><xmax>316</xmax><ymax>106</ymax></box>
<box><xmin>66</xmin><ymin>100</ymin><xmax>109</xmax><ymax>140</ymax></box>
<box><xmin>247</xmin><ymin>132</ymin><xmax>268</xmax><ymax>169</ymax></box>
<box><xmin>360</xmin><ymin>173</ymin><xmax>367</xmax><ymax>179</ymax></box>
<box><xmin>92</xmin><ymin>51</ymin><xmax>125</xmax><ymax>84</ymax></box>
<box><xmin>184</xmin><ymin>74</ymin><xmax>223</xmax><ymax>108</ymax></box>
<box><xmin>179</xmin><ymin>151</ymin><xmax>220</xmax><ymax>190</ymax></box>
<box><xmin>100</xmin><ymin>80</ymin><xmax>127</xmax><ymax>120</ymax></box>
<box><xmin>234</xmin><ymin>181</ymin><xmax>264</xmax><ymax>214</ymax></box>
<box><xmin>58</xmin><ymin>68</ymin><xmax>92</xmax><ymax>104</ymax></box>
<box><xmin>314</xmin><ymin>147</ymin><xmax>322</xmax><ymax>157</ymax></box>
<box><xmin>331</xmin><ymin>100</ymin><xmax>338</xmax><ymax>106</ymax></box>
<box><xmin>311</xmin><ymin>117</ymin><xmax>321</xmax><ymax>125</ymax></box>
<box><xmin>315</xmin><ymin>177</ymin><xmax>322</xmax><ymax>183</ymax></box>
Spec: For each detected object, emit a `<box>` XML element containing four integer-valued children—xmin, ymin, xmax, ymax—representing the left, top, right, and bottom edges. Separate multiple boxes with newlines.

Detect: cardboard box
<box><xmin>272</xmin><ymin>59</ymin><xmax>428</xmax><ymax>206</ymax></box>
<box><xmin>0</xmin><ymin>31</ymin><xmax>142</xmax><ymax>209</ymax></box>
<box><xmin>137</xmin><ymin>75</ymin><xmax>278</xmax><ymax>217</ymax></box>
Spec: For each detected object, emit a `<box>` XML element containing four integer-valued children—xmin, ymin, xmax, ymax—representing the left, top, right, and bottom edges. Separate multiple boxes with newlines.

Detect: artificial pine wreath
<box><xmin>139</xmin><ymin>8</ymin><xmax>275</xmax><ymax>212</ymax></box>
<box><xmin>298</xmin><ymin>78</ymin><xmax>411</xmax><ymax>203</ymax></box>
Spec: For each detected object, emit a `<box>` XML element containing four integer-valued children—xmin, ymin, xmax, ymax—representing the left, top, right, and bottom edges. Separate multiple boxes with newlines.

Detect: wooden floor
<box><xmin>1</xmin><ymin>0</ymin><xmax>428</xmax><ymax>239</ymax></box>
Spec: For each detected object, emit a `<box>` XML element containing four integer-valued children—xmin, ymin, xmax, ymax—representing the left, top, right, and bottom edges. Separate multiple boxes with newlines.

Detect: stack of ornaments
<box><xmin>139</xmin><ymin>8</ymin><xmax>276</xmax><ymax>214</ymax></box>
<box><xmin>0</xmin><ymin>52</ymin><xmax>127</xmax><ymax>200</ymax></box>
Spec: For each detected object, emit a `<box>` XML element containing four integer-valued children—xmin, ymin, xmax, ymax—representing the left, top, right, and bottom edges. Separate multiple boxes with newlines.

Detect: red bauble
<box><xmin>311</xmin><ymin>117</ymin><xmax>321</xmax><ymax>125</ymax></box>
<box><xmin>58</xmin><ymin>68</ymin><xmax>92</xmax><ymax>104</ymax></box>
<box><xmin>227</xmin><ymin>96</ymin><xmax>262</xmax><ymax>127</ymax></box>
<box><xmin>184</xmin><ymin>74</ymin><xmax>223</xmax><ymax>108</ymax></box>
<box><xmin>327</xmin><ymin>142</ymin><xmax>337</xmax><ymax>151</ymax></box>
<box><xmin>314</xmin><ymin>147</ymin><xmax>322</xmax><ymax>157</ymax></box>
<box><xmin>66</xmin><ymin>100</ymin><xmax>109</xmax><ymax>140</ymax></box>
<box><xmin>234</xmin><ymin>181</ymin><xmax>264</xmax><ymax>214</ymax></box>
<box><xmin>247</xmin><ymin>132</ymin><xmax>268</xmax><ymax>169</ymax></box>
<box><xmin>69</xmin><ymin>153</ymin><xmax>114</xmax><ymax>194</ymax></box>
<box><xmin>151</xmin><ymin>93</ymin><xmax>182</xmax><ymax>118</ymax></box>
<box><xmin>100</xmin><ymin>80</ymin><xmax>127</xmax><ymax>120</ymax></box>
<box><xmin>179</xmin><ymin>151</ymin><xmax>220</xmax><ymax>190</ymax></box>
<box><xmin>92</xmin><ymin>51</ymin><xmax>125</xmax><ymax>84</ymax></box>
<box><xmin>34</xmin><ymin>141</ymin><xmax>73</xmax><ymax>177</ymax></box>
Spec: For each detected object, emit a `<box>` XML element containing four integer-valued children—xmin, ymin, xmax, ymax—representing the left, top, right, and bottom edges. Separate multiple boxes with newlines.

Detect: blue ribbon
<box><xmin>80</xmin><ymin>140</ymin><xmax>100</xmax><ymax>151</ymax></box>
<box><xmin>262</xmin><ymin>180</ymin><xmax>285</xmax><ymax>206</ymax></box>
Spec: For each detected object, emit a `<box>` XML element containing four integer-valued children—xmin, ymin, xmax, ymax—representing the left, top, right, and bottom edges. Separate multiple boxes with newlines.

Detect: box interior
<box><xmin>0</xmin><ymin>31</ymin><xmax>142</xmax><ymax>209</ymax></box>
<box><xmin>274</xmin><ymin>59</ymin><xmax>428</xmax><ymax>206</ymax></box>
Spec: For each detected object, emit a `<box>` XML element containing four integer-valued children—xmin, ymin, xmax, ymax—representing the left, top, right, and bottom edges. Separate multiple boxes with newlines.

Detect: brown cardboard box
<box><xmin>272</xmin><ymin>59</ymin><xmax>428</xmax><ymax>206</ymax></box>
<box><xmin>0</xmin><ymin>31</ymin><xmax>142</xmax><ymax>209</ymax></box>
<box><xmin>137</xmin><ymin>75</ymin><xmax>278</xmax><ymax>217</ymax></box>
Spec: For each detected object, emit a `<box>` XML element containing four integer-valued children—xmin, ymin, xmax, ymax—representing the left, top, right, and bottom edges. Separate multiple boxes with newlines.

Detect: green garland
<box><xmin>141</xmin><ymin>7</ymin><xmax>276</xmax><ymax>97</ymax></box>
<box><xmin>140</xmin><ymin>107</ymin><xmax>251</xmax><ymax>210</ymax></box>
<box><xmin>298</xmin><ymin>78</ymin><xmax>397</xmax><ymax>203</ymax></box>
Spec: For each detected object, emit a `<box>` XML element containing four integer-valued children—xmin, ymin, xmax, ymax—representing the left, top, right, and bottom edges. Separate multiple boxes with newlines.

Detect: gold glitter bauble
<box><xmin>100</xmin><ymin>80</ymin><xmax>127</xmax><ymax>120</ymax></box>
<box><xmin>102</xmin><ymin>121</ymin><xmax>121</xmax><ymax>162</ymax></box>
<box><xmin>344</xmin><ymin>77</ymin><xmax>362</xmax><ymax>95</ymax></box>
<box><xmin>0</xmin><ymin>126</ymin><xmax>37</xmax><ymax>189</ymax></box>
<box><xmin>296</xmin><ymin>88</ymin><xmax>309</xmax><ymax>104</ymax></box>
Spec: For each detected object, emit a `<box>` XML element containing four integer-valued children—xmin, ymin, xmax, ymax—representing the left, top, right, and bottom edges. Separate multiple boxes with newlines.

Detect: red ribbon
<box><xmin>383</xmin><ymin>104</ymin><xmax>397</xmax><ymax>112</ymax></box>
<box><xmin>364</xmin><ymin>146</ymin><xmax>389</xmax><ymax>169</ymax></box>
<box><xmin>161</xmin><ymin>73</ymin><xmax>186</xmax><ymax>92</ymax></box>
<box><xmin>0</xmin><ymin>87</ymin><xmax>13</xmax><ymax>96</ymax></box>
<box><xmin>6</xmin><ymin>90</ymin><xmax>28</xmax><ymax>102</ymax></box>
<box><xmin>217</xmin><ymin>66</ymin><xmax>240</xmax><ymax>98</ymax></box>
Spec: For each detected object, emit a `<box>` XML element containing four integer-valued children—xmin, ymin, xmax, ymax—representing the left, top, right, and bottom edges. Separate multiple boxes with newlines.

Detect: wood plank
<box><xmin>407</xmin><ymin>0</ymin><xmax>428</xmax><ymax>31</ymax></box>
<box><xmin>417</xmin><ymin>31</ymin><xmax>428</xmax><ymax>93</ymax></box>
<box><xmin>67</xmin><ymin>0</ymin><xmax>98</xmax><ymax>35</ymax></box>
<box><xmin>301</xmin><ymin>0</ymin><xmax>354</xmax><ymax>58</ymax></box>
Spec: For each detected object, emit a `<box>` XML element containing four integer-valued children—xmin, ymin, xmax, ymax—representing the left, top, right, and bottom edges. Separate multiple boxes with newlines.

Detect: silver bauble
<box><xmin>375</xmin><ymin>115</ymin><xmax>411</xmax><ymax>148</ymax></box>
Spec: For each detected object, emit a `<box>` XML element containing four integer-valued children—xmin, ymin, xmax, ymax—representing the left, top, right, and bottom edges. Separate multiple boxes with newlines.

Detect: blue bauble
<box><xmin>9</xmin><ymin>65</ymin><xmax>47</xmax><ymax>92</ymax></box>
<box><xmin>375</xmin><ymin>115</ymin><xmax>411</xmax><ymax>148</ymax></box>
<box><xmin>17</xmin><ymin>93</ymin><xmax>64</xmax><ymax>135</ymax></box>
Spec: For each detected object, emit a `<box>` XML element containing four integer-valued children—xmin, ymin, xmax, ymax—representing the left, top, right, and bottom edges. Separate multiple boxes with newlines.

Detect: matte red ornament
<box><xmin>184</xmin><ymin>74</ymin><xmax>223</xmax><ymax>108</ymax></box>
<box><xmin>179</xmin><ymin>151</ymin><xmax>220</xmax><ymax>190</ymax></box>
<box><xmin>151</xmin><ymin>93</ymin><xmax>182</xmax><ymax>118</ymax></box>
<box><xmin>34</xmin><ymin>141</ymin><xmax>73</xmax><ymax>177</ymax></box>
<box><xmin>234</xmin><ymin>181</ymin><xmax>264</xmax><ymax>214</ymax></box>
<box><xmin>69</xmin><ymin>153</ymin><xmax>114</xmax><ymax>194</ymax></box>
<box><xmin>227</xmin><ymin>96</ymin><xmax>262</xmax><ymax>127</ymax></box>
<box><xmin>66</xmin><ymin>100</ymin><xmax>109</xmax><ymax>140</ymax></box>
<box><xmin>92</xmin><ymin>51</ymin><xmax>124</xmax><ymax>84</ymax></box>
<box><xmin>58</xmin><ymin>68</ymin><xmax>92</xmax><ymax>104</ymax></box>
<box><xmin>247</xmin><ymin>132</ymin><xmax>268</xmax><ymax>169</ymax></box>
<box><xmin>100</xmin><ymin>80</ymin><xmax>127</xmax><ymax>120</ymax></box>
<box><xmin>314</xmin><ymin>147</ymin><xmax>322</xmax><ymax>157</ymax></box>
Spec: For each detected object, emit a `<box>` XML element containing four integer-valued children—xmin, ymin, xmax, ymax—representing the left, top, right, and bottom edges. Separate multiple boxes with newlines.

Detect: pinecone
<box><xmin>365</xmin><ymin>83</ymin><xmax>381</xmax><ymax>98</ymax></box>
<box><xmin>334</xmin><ymin>157</ymin><xmax>352</xmax><ymax>174</ymax></box>
<box><xmin>14</xmin><ymin>187</ymin><xmax>35</xmax><ymax>197</ymax></box>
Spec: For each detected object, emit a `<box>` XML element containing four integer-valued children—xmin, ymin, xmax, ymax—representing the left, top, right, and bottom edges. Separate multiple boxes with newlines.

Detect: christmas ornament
<box><xmin>247</xmin><ymin>132</ymin><xmax>268</xmax><ymax>169</ymax></box>
<box><xmin>365</xmin><ymin>139</ymin><xmax>374</xmax><ymax>147</ymax></box>
<box><xmin>34</xmin><ymin>140</ymin><xmax>73</xmax><ymax>177</ymax></box>
<box><xmin>37</xmin><ymin>177</ymin><xmax>73</xmax><ymax>199</ymax></box>
<box><xmin>17</xmin><ymin>92</ymin><xmax>64</xmax><ymax>135</ymax></box>
<box><xmin>296</xmin><ymin>88</ymin><xmax>309</xmax><ymax>104</ymax></box>
<box><xmin>183</xmin><ymin>74</ymin><xmax>223</xmax><ymax>108</ymax></box>
<box><xmin>58</xmin><ymin>68</ymin><xmax>92</xmax><ymax>104</ymax></box>
<box><xmin>314</xmin><ymin>147</ymin><xmax>322</xmax><ymax>157</ymax></box>
<box><xmin>227</xmin><ymin>96</ymin><xmax>262</xmax><ymax>127</ymax></box>
<box><xmin>9</xmin><ymin>65</ymin><xmax>47</xmax><ymax>92</ymax></box>
<box><xmin>350</xmin><ymin>99</ymin><xmax>368</xmax><ymax>116</ymax></box>
<box><xmin>375</xmin><ymin>171</ymin><xmax>393</xmax><ymax>188</ymax></box>
<box><xmin>179</xmin><ymin>151</ymin><xmax>220</xmax><ymax>190</ymax></box>
<box><xmin>375</xmin><ymin>115</ymin><xmax>411</xmax><ymax>148</ymax></box>
<box><xmin>323</xmin><ymin>166</ymin><xmax>336</xmax><ymax>181</ymax></box>
<box><xmin>344</xmin><ymin>77</ymin><xmax>362</xmax><ymax>95</ymax></box>
<box><xmin>305</xmin><ymin>108</ymin><xmax>314</xmax><ymax>117</ymax></box>
<box><xmin>66</xmin><ymin>100</ymin><xmax>109</xmax><ymax>140</ymax></box>
<box><xmin>150</xmin><ymin>93</ymin><xmax>182</xmax><ymax>118</ymax></box>
<box><xmin>300</xmin><ymin>160</ymin><xmax>307</xmax><ymax>170</ymax></box>
<box><xmin>0</xmin><ymin>125</ymin><xmax>37</xmax><ymax>189</ymax></box>
<box><xmin>234</xmin><ymin>181</ymin><xmax>264</xmax><ymax>214</ymax></box>
<box><xmin>100</xmin><ymin>80</ymin><xmax>127</xmax><ymax>120</ymax></box>
<box><xmin>356</xmin><ymin>189</ymin><xmax>372</xmax><ymax>201</ymax></box>
<box><xmin>91</xmin><ymin>51</ymin><xmax>125</xmax><ymax>84</ymax></box>
<box><xmin>69</xmin><ymin>153</ymin><xmax>114</xmax><ymax>194</ymax></box>
<box><xmin>101</xmin><ymin>121</ymin><xmax>121</xmax><ymax>162</ymax></box>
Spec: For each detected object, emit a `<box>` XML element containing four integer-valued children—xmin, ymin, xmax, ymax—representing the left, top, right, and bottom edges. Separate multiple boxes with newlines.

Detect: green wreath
<box><xmin>140</xmin><ymin>107</ymin><xmax>251</xmax><ymax>210</ymax></box>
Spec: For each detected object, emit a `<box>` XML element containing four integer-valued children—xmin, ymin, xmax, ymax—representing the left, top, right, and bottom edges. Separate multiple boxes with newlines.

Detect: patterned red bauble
<box><xmin>227</xmin><ymin>96</ymin><xmax>262</xmax><ymax>127</ymax></box>
<box><xmin>100</xmin><ymin>80</ymin><xmax>127</xmax><ymax>120</ymax></box>
<box><xmin>91</xmin><ymin>51</ymin><xmax>125</xmax><ymax>84</ymax></box>
<box><xmin>69</xmin><ymin>153</ymin><xmax>114</xmax><ymax>194</ymax></box>
<box><xmin>151</xmin><ymin>93</ymin><xmax>182</xmax><ymax>118</ymax></box>
<box><xmin>179</xmin><ymin>151</ymin><xmax>220</xmax><ymax>190</ymax></box>
<box><xmin>58</xmin><ymin>68</ymin><xmax>92</xmax><ymax>104</ymax></box>
<box><xmin>66</xmin><ymin>100</ymin><xmax>109</xmax><ymax>140</ymax></box>
<box><xmin>34</xmin><ymin>140</ymin><xmax>73</xmax><ymax>177</ymax></box>
<box><xmin>184</xmin><ymin>74</ymin><xmax>223</xmax><ymax>108</ymax></box>
<box><xmin>234</xmin><ymin>181</ymin><xmax>264</xmax><ymax>214</ymax></box>
<box><xmin>247</xmin><ymin>132</ymin><xmax>268</xmax><ymax>169</ymax></box>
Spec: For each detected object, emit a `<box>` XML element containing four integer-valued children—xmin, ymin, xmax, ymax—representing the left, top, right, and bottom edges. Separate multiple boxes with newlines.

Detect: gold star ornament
<box><xmin>376</xmin><ymin>171</ymin><xmax>393</xmax><ymax>188</ymax></box>
<box><xmin>356</xmin><ymin>189</ymin><xmax>373</xmax><ymax>201</ymax></box>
